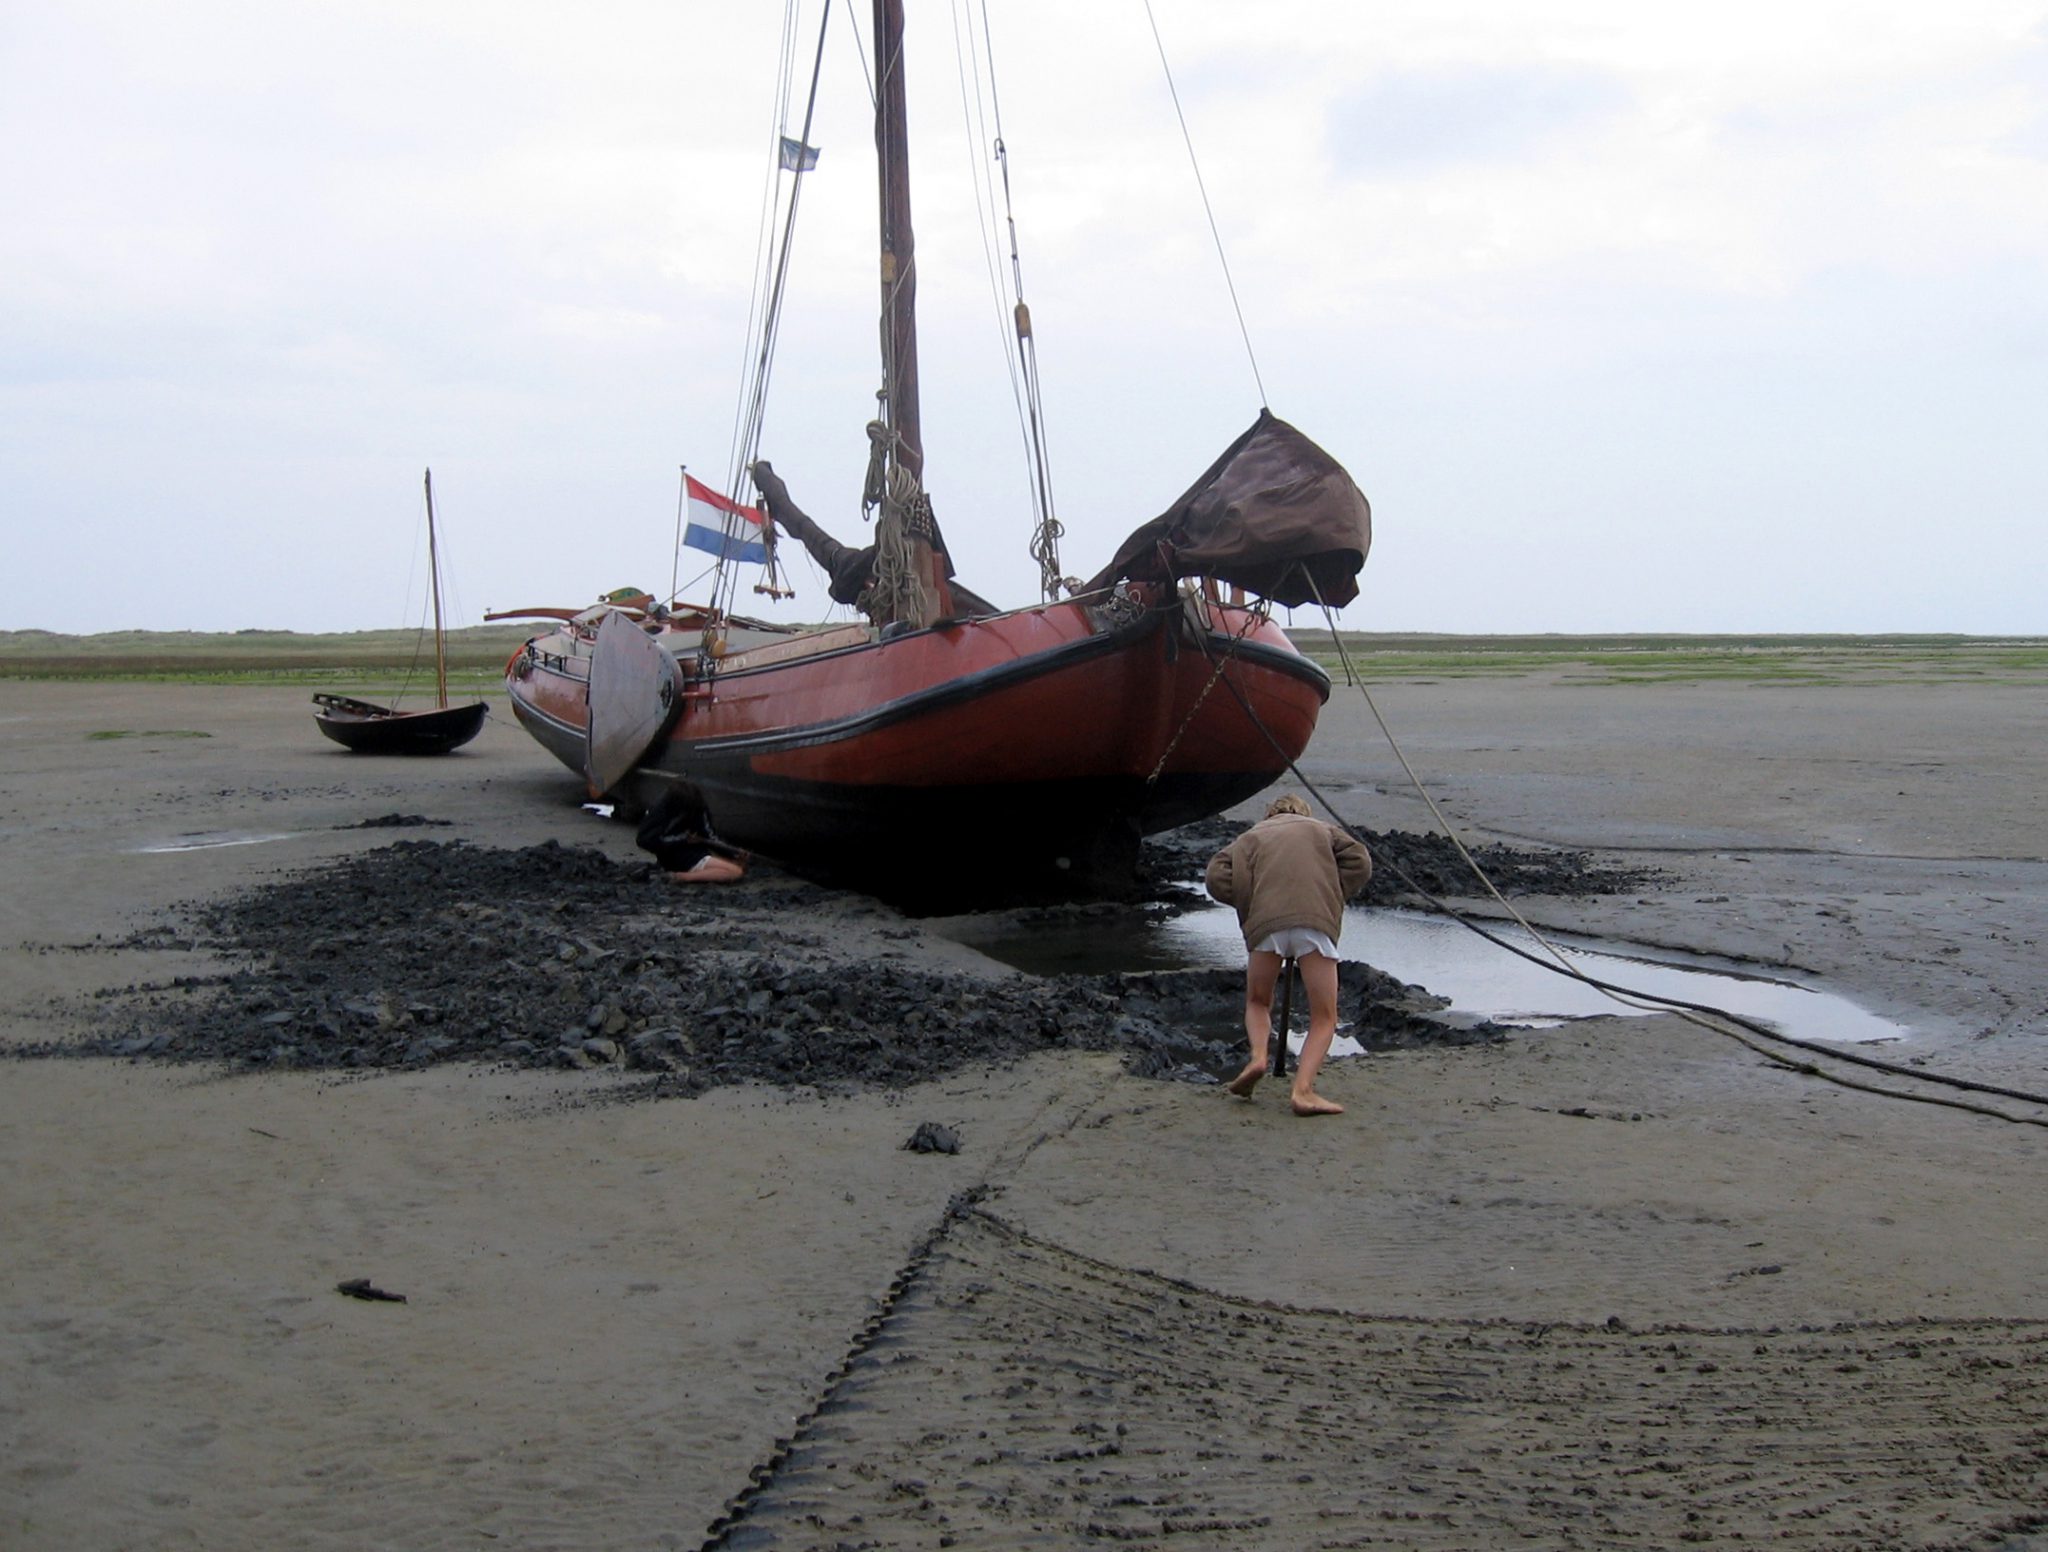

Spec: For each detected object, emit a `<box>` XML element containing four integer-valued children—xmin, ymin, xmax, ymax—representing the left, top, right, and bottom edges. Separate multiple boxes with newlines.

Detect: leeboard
<box><xmin>585</xmin><ymin>611</ymin><xmax>680</xmax><ymax>794</ymax></box>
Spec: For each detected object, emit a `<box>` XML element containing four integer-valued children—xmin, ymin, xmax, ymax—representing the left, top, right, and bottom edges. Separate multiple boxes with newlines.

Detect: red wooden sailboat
<box><xmin>502</xmin><ymin>2</ymin><xmax>1370</xmax><ymax>899</ymax></box>
<box><xmin>315</xmin><ymin>470</ymin><xmax>489</xmax><ymax>756</ymax></box>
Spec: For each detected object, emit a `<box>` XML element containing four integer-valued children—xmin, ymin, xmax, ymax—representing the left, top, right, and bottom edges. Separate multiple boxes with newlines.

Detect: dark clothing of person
<box><xmin>635</xmin><ymin>790</ymin><xmax>740</xmax><ymax>873</ymax></box>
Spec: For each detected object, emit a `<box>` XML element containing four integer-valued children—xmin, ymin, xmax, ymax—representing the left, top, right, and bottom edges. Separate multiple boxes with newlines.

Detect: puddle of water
<box><xmin>937</xmin><ymin>898</ymin><xmax>1909</xmax><ymax>1048</ymax></box>
<box><xmin>134</xmin><ymin>831</ymin><xmax>301</xmax><ymax>854</ymax></box>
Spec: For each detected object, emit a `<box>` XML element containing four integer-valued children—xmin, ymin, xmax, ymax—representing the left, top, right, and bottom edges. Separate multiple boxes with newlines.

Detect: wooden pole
<box><xmin>424</xmin><ymin>468</ymin><xmax>448</xmax><ymax>709</ymax></box>
<box><xmin>873</xmin><ymin>0</ymin><xmax>951</xmax><ymax>622</ymax></box>
<box><xmin>671</xmin><ymin>465</ymin><xmax>686</xmax><ymax>610</ymax></box>
<box><xmin>1273</xmin><ymin>956</ymin><xmax>1297</xmax><ymax>1079</ymax></box>
<box><xmin>874</xmin><ymin>0</ymin><xmax>920</xmax><ymax>485</ymax></box>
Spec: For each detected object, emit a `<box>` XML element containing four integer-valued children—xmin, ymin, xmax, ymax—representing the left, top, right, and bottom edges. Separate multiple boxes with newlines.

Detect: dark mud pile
<box><xmin>1146</xmin><ymin>818</ymin><xmax>1660</xmax><ymax>906</ymax></box>
<box><xmin>45</xmin><ymin>823</ymin><xmax>1649</xmax><ymax>1097</ymax></box>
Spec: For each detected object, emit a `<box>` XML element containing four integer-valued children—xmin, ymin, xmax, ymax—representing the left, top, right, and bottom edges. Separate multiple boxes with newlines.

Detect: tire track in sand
<box><xmin>711</xmin><ymin>1210</ymin><xmax>2048</xmax><ymax>1549</ymax></box>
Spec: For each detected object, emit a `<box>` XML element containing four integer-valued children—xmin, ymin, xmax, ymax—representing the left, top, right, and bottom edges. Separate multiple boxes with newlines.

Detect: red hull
<box><xmin>507</xmin><ymin>594</ymin><xmax>1327</xmax><ymax>894</ymax></box>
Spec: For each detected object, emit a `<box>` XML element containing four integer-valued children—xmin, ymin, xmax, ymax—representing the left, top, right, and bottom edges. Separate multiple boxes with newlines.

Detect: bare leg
<box><xmin>1289</xmin><ymin>952</ymin><xmax>1345</xmax><ymax>1116</ymax></box>
<box><xmin>1228</xmin><ymin>951</ymin><xmax>1283</xmax><ymax>1096</ymax></box>
<box><xmin>667</xmin><ymin>854</ymin><xmax>746</xmax><ymax>884</ymax></box>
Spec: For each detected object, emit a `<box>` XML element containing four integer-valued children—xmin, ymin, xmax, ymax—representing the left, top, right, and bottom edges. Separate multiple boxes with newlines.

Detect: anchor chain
<box><xmin>1142</xmin><ymin>591</ymin><xmax>1267</xmax><ymax>788</ymax></box>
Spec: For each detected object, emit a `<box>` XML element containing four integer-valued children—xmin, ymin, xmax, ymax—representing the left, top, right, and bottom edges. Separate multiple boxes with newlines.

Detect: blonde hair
<box><xmin>1265</xmin><ymin>794</ymin><xmax>1311</xmax><ymax>819</ymax></box>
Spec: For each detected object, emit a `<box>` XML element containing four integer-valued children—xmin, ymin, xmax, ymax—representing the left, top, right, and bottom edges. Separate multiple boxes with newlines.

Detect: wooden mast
<box><xmin>873</xmin><ymin>0</ymin><xmax>950</xmax><ymax>622</ymax></box>
<box><xmin>875</xmin><ymin>0</ymin><xmax>919</xmax><ymax>485</ymax></box>
<box><xmin>424</xmin><ymin>468</ymin><xmax>449</xmax><ymax>710</ymax></box>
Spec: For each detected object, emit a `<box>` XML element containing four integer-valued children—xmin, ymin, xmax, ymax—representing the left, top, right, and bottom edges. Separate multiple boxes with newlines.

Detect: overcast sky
<box><xmin>4</xmin><ymin>1</ymin><xmax>2044</xmax><ymax>636</ymax></box>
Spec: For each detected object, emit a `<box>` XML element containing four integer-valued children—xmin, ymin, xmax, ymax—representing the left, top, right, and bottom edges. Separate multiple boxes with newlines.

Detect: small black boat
<box><xmin>313</xmin><ymin>693</ymin><xmax>487</xmax><ymax>755</ymax></box>
<box><xmin>314</xmin><ymin>469</ymin><xmax>490</xmax><ymax>756</ymax></box>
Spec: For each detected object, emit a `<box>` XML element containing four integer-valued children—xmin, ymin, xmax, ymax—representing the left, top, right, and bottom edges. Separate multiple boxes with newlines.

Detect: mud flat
<box><xmin>4</xmin><ymin>671</ymin><xmax>2046</xmax><ymax>1549</ymax></box>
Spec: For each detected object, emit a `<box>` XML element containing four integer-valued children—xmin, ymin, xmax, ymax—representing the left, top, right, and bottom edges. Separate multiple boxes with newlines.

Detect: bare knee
<box><xmin>1245</xmin><ymin>950</ymin><xmax>1283</xmax><ymax>1004</ymax></box>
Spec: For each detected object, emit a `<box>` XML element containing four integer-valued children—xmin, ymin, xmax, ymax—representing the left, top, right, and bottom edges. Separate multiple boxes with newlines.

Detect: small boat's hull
<box><xmin>313</xmin><ymin>695</ymin><xmax>489</xmax><ymax>756</ymax></box>
<box><xmin>506</xmin><ymin>594</ymin><xmax>1326</xmax><ymax>895</ymax></box>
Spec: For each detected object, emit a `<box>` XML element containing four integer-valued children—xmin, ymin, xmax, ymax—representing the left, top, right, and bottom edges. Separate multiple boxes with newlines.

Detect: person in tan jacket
<box><xmin>1204</xmin><ymin>794</ymin><xmax>1373</xmax><ymax>1115</ymax></box>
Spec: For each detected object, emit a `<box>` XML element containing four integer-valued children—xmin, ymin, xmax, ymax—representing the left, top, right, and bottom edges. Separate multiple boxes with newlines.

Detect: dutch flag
<box><xmin>681</xmin><ymin>475</ymin><xmax>769</xmax><ymax>567</ymax></box>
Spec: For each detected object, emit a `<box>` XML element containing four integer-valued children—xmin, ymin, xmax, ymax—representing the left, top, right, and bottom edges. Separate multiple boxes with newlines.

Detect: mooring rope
<box><xmin>1142</xmin><ymin>0</ymin><xmax>1266</xmax><ymax>408</ymax></box>
<box><xmin>1194</xmin><ymin>601</ymin><xmax>2048</xmax><ymax>1126</ymax></box>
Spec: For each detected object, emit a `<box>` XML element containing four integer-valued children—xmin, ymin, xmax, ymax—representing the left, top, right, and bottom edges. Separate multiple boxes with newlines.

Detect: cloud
<box><xmin>1</xmin><ymin>1</ymin><xmax>2044</xmax><ymax>634</ymax></box>
<box><xmin>1327</xmin><ymin>66</ymin><xmax>1631</xmax><ymax>174</ymax></box>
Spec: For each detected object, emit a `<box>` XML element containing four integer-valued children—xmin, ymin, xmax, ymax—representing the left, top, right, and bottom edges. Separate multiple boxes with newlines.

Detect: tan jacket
<box><xmin>1204</xmin><ymin>812</ymin><xmax>1372</xmax><ymax>949</ymax></box>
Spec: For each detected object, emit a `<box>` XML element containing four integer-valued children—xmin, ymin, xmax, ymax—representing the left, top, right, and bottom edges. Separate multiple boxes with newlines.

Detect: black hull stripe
<box><xmin>507</xmin><ymin>694</ymin><xmax>587</xmax><ymax>768</ymax></box>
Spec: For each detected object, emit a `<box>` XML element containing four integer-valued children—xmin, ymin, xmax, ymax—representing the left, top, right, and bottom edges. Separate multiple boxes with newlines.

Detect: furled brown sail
<box><xmin>1084</xmin><ymin>411</ymin><xmax>1372</xmax><ymax>609</ymax></box>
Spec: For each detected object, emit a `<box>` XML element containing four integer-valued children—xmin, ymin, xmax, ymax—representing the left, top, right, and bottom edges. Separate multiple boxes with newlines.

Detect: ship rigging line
<box><xmin>1191</xmin><ymin>594</ymin><xmax>2048</xmax><ymax>1127</ymax></box>
<box><xmin>724</xmin><ymin>3</ymin><xmax>803</xmax><ymax>509</ymax></box>
<box><xmin>950</xmin><ymin>0</ymin><xmax>1063</xmax><ymax>597</ymax></box>
<box><xmin>1143</xmin><ymin>0</ymin><xmax>1267</xmax><ymax>409</ymax></box>
<box><xmin>717</xmin><ymin>0</ymin><xmax>836</xmax><ymax>619</ymax></box>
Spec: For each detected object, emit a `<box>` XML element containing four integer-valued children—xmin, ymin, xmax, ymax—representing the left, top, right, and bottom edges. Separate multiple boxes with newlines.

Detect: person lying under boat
<box><xmin>635</xmin><ymin>789</ymin><xmax>749</xmax><ymax>885</ymax></box>
<box><xmin>748</xmin><ymin>460</ymin><xmax>998</xmax><ymax>623</ymax></box>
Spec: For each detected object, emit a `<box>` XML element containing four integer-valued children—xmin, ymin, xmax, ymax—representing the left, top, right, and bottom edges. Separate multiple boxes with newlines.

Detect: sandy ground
<box><xmin>3</xmin><ymin>675</ymin><xmax>2046</xmax><ymax>1550</ymax></box>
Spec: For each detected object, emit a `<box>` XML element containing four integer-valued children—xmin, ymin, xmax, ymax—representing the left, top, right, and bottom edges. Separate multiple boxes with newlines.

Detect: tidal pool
<box><xmin>133</xmin><ymin>831</ymin><xmax>302</xmax><ymax>854</ymax></box>
<box><xmin>934</xmin><ymin>897</ymin><xmax>1909</xmax><ymax>1049</ymax></box>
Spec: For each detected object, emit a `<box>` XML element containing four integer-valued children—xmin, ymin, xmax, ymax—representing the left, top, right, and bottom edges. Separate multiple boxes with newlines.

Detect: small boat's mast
<box><xmin>424</xmin><ymin>468</ymin><xmax>449</xmax><ymax>710</ymax></box>
<box><xmin>873</xmin><ymin>0</ymin><xmax>950</xmax><ymax>623</ymax></box>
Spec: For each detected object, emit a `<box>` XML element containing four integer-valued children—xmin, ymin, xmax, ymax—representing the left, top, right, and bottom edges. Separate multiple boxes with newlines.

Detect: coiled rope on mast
<box><xmin>861</xmin><ymin>417</ymin><xmax>932</xmax><ymax>626</ymax></box>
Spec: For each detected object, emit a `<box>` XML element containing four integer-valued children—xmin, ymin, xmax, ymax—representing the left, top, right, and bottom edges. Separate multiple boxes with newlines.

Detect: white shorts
<box><xmin>1253</xmin><ymin>927</ymin><xmax>1338</xmax><ymax>961</ymax></box>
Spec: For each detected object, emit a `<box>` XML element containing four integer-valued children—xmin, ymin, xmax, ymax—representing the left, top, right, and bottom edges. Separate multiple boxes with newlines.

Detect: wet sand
<box><xmin>4</xmin><ymin>675</ymin><xmax>2046</xmax><ymax>1549</ymax></box>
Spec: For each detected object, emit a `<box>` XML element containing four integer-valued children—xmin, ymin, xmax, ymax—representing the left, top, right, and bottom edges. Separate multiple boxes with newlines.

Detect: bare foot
<box><xmin>1226</xmin><ymin>1060</ymin><xmax>1267</xmax><ymax>1098</ymax></box>
<box><xmin>1290</xmin><ymin>1090</ymin><xmax>1345</xmax><ymax>1116</ymax></box>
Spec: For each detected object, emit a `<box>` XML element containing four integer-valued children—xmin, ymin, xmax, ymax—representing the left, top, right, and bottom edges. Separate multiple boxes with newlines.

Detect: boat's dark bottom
<box><xmin>622</xmin><ymin>762</ymin><xmax>1274</xmax><ymax>909</ymax></box>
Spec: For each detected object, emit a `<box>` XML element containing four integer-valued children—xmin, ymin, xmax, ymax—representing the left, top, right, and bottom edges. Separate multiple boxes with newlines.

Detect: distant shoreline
<box><xmin>0</xmin><ymin>625</ymin><xmax>540</xmax><ymax>688</ymax></box>
<box><xmin>5</xmin><ymin>625</ymin><xmax>2038</xmax><ymax>687</ymax></box>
